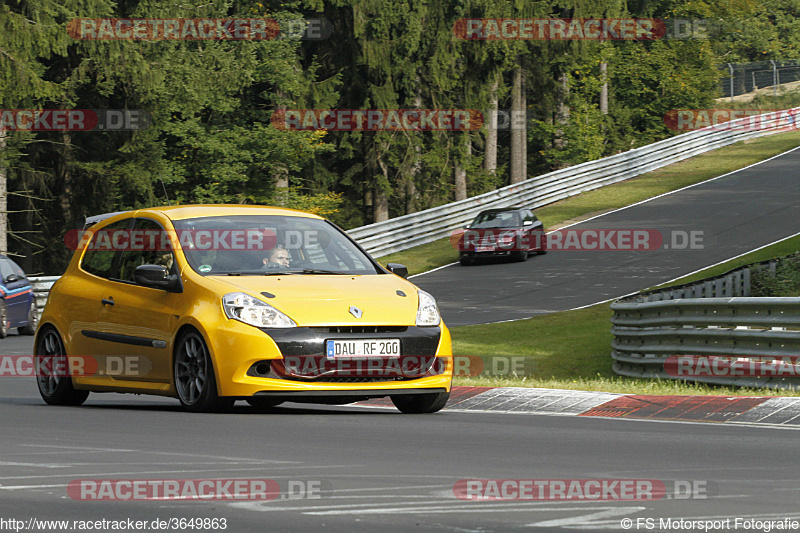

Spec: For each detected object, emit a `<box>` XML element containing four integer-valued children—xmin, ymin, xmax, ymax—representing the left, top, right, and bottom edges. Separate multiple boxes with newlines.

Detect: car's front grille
<box><xmin>314</xmin><ymin>326</ymin><xmax>408</xmax><ymax>334</ymax></box>
<box><xmin>259</xmin><ymin>326</ymin><xmax>441</xmax><ymax>357</ymax></box>
<box><xmin>247</xmin><ymin>355</ymin><xmax>446</xmax><ymax>383</ymax></box>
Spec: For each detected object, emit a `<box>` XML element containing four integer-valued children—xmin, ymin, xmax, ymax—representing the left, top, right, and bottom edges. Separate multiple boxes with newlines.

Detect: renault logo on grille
<box><xmin>349</xmin><ymin>306</ymin><xmax>363</xmax><ymax>319</ymax></box>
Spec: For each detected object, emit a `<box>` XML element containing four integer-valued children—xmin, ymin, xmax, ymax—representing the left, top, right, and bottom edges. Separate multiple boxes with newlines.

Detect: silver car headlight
<box><xmin>416</xmin><ymin>290</ymin><xmax>441</xmax><ymax>326</ymax></box>
<box><xmin>223</xmin><ymin>292</ymin><xmax>296</xmax><ymax>328</ymax></box>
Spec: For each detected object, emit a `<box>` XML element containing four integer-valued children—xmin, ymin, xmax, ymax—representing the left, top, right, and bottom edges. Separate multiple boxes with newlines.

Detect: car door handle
<box><xmin>101</xmin><ymin>298</ymin><xmax>115</xmax><ymax>306</ymax></box>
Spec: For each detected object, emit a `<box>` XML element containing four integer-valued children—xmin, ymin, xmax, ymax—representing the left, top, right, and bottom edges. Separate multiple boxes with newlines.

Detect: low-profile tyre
<box><xmin>35</xmin><ymin>326</ymin><xmax>90</xmax><ymax>406</ymax></box>
<box><xmin>246</xmin><ymin>397</ymin><xmax>284</xmax><ymax>409</ymax></box>
<box><xmin>459</xmin><ymin>255</ymin><xmax>472</xmax><ymax>266</ymax></box>
<box><xmin>19</xmin><ymin>301</ymin><xmax>38</xmax><ymax>335</ymax></box>
<box><xmin>0</xmin><ymin>300</ymin><xmax>8</xmax><ymax>339</ymax></box>
<box><xmin>511</xmin><ymin>250</ymin><xmax>528</xmax><ymax>262</ymax></box>
<box><xmin>391</xmin><ymin>391</ymin><xmax>450</xmax><ymax>414</ymax></box>
<box><xmin>174</xmin><ymin>330</ymin><xmax>234</xmax><ymax>413</ymax></box>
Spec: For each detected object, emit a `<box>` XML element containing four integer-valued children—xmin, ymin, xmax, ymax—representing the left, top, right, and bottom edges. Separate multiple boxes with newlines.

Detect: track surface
<box><xmin>415</xmin><ymin>148</ymin><xmax>800</xmax><ymax>326</ymax></box>
<box><xmin>1</xmin><ymin>333</ymin><xmax>799</xmax><ymax>533</ymax></box>
<box><xmin>3</xmin><ymin>150</ymin><xmax>800</xmax><ymax>532</ymax></box>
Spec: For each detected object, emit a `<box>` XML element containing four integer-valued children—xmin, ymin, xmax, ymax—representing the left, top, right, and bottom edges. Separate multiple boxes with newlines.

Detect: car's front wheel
<box><xmin>174</xmin><ymin>330</ymin><xmax>234</xmax><ymax>412</ymax></box>
<box><xmin>0</xmin><ymin>300</ymin><xmax>8</xmax><ymax>339</ymax></box>
<box><xmin>36</xmin><ymin>326</ymin><xmax>90</xmax><ymax>406</ymax></box>
<box><xmin>511</xmin><ymin>250</ymin><xmax>528</xmax><ymax>262</ymax></box>
<box><xmin>391</xmin><ymin>391</ymin><xmax>450</xmax><ymax>414</ymax></box>
<box><xmin>19</xmin><ymin>300</ymin><xmax>38</xmax><ymax>335</ymax></box>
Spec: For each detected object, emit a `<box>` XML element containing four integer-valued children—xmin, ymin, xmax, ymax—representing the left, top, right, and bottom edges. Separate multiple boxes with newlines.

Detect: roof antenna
<box><xmin>160</xmin><ymin>179</ymin><xmax>172</xmax><ymax>206</ymax></box>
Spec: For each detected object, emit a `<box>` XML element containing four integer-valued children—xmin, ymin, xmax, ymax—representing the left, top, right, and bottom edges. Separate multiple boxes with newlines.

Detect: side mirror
<box><xmin>134</xmin><ymin>264</ymin><xmax>182</xmax><ymax>293</ymax></box>
<box><xmin>523</xmin><ymin>220</ymin><xmax>533</xmax><ymax>226</ymax></box>
<box><xmin>385</xmin><ymin>263</ymin><xmax>409</xmax><ymax>279</ymax></box>
<box><xmin>4</xmin><ymin>274</ymin><xmax>22</xmax><ymax>283</ymax></box>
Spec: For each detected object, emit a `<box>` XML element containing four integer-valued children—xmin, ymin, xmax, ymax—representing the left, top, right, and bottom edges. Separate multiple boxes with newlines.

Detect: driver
<box><xmin>262</xmin><ymin>245</ymin><xmax>290</xmax><ymax>269</ymax></box>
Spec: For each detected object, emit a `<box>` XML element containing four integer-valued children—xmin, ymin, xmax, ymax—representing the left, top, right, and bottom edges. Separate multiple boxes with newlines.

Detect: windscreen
<box><xmin>172</xmin><ymin>215</ymin><xmax>380</xmax><ymax>276</ymax></box>
<box><xmin>470</xmin><ymin>211</ymin><xmax>521</xmax><ymax>229</ymax></box>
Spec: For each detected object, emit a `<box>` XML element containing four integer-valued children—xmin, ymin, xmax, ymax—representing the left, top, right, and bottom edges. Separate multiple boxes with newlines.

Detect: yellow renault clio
<box><xmin>36</xmin><ymin>205</ymin><xmax>452</xmax><ymax>413</ymax></box>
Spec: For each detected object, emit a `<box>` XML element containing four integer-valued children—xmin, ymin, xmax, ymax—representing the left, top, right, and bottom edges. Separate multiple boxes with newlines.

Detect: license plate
<box><xmin>326</xmin><ymin>339</ymin><xmax>401</xmax><ymax>358</ymax></box>
<box><xmin>476</xmin><ymin>246</ymin><xmax>495</xmax><ymax>252</ymax></box>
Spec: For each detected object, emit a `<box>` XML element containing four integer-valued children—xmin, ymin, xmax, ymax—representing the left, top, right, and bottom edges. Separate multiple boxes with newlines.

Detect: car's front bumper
<box><xmin>208</xmin><ymin>321</ymin><xmax>453</xmax><ymax>398</ymax></box>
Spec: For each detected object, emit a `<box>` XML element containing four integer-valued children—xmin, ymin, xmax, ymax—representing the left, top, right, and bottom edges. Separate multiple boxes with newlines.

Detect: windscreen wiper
<box><xmin>297</xmin><ymin>268</ymin><xmax>348</xmax><ymax>275</ymax></box>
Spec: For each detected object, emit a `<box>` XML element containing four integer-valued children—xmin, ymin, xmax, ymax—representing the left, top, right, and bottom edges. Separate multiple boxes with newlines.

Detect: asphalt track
<box><xmin>2</xmin><ymin>333</ymin><xmax>800</xmax><ymax>532</ymax></box>
<box><xmin>2</xmin><ymin>148</ymin><xmax>800</xmax><ymax>532</ymax></box>
<box><xmin>414</xmin><ymin>147</ymin><xmax>800</xmax><ymax>326</ymax></box>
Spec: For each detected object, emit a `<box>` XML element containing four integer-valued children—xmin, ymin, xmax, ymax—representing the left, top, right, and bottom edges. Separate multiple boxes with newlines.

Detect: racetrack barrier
<box><xmin>348</xmin><ymin>108</ymin><xmax>799</xmax><ymax>258</ymax></box>
<box><xmin>611</xmin><ymin>253</ymin><xmax>800</xmax><ymax>389</ymax></box>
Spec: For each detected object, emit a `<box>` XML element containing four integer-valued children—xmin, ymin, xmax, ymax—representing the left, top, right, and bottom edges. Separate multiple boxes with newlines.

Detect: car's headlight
<box><xmin>222</xmin><ymin>292</ymin><xmax>296</xmax><ymax>328</ymax></box>
<box><xmin>416</xmin><ymin>290</ymin><xmax>441</xmax><ymax>326</ymax></box>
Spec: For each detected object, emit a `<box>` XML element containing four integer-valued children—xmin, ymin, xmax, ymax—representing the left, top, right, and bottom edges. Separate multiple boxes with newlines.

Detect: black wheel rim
<box><xmin>37</xmin><ymin>329</ymin><xmax>65</xmax><ymax>396</ymax></box>
<box><xmin>0</xmin><ymin>302</ymin><xmax>7</xmax><ymax>335</ymax></box>
<box><xmin>175</xmin><ymin>333</ymin><xmax>208</xmax><ymax>405</ymax></box>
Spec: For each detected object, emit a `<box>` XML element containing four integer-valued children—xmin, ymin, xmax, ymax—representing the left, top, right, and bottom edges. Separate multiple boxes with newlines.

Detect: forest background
<box><xmin>2</xmin><ymin>0</ymin><xmax>798</xmax><ymax>274</ymax></box>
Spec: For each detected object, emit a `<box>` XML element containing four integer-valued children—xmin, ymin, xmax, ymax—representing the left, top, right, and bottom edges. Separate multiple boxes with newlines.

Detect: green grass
<box><xmin>450</xmin><ymin>233</ymin><xmax>800</xmax><ymax>395</ymax></box>
<box><xmin>381</xmin><ymin>128</ymin><xmax>800</xmax><ymax>276</ymax></box>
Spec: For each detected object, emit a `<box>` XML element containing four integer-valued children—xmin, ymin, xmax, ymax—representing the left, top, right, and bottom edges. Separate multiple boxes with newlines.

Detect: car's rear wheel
<box><xmin>246</xmin><ymin>397</ymin><xmax>284</xmax><ymax>409</ymax></box>
<box><xmin>0</xmin><ymin>301</ymin><xmax>8</xmax><ymax>339</ymax></box>
<box><xmin>174</xmin><ymin>330</ymin><xmax>234</xmax><ymax>413</ymax></box>
<box><xmin>36</xmin><ymin>326</ymin><xmax>90</xmax><ymax>406</ymax></box>
<box><xmin>19</xmin><ymin>300</ymin><xmax>38</xmax><ymax>335</ymax></box>
<box><xmin>511</xmin><ymin>250</ymin><xmax>528</xmax><ymax>262</ymax></box>
<box><xmin>459</xmin><ymin>254</ymin><xmax>473</xmax><ymax>266</ymax></box>
<box><xmin>391</xmin><ymin>391</ymin><xmax>450</xmax><ymax>414</ymax></box>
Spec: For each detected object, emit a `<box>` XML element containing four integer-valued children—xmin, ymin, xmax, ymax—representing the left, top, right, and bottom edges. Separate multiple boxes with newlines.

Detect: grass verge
<box><xmin>451</xmin><ymin>233</ymin><xmax>800</xmax><ymax>395</ymax></box>
<box><xmin>381</xmin><ymin>128</ymin><xmax>800</xmax><ymax>276</ymax></box>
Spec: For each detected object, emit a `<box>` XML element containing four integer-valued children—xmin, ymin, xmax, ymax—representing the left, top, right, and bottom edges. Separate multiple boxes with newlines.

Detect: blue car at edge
<box><xmin>0</xmin><ymin>254</ymin><xmax>37</xmax><ymax>338</ymax></box>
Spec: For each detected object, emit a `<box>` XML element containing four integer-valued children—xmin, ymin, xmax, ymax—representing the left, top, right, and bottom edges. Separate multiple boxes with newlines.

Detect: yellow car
<box><xmin>36</xmin><ymin>205</ymin><xmax>452</xmax><ymax>413</ymax></box>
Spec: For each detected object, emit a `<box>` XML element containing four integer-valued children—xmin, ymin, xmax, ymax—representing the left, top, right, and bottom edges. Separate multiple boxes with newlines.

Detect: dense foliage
<box><xmin>2</xmin><ymin>0</ymin><xmax>798</xmax><ymax>274</ymax></box>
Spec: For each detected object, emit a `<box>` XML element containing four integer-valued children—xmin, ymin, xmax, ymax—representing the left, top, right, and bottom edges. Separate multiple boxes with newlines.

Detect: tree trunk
<box><xmin>405</xmin><ymin>90</ymin><xmax>423</xmax><ymax>214</ymax></box>
<box><xmin>554</xmin><ymin>70</ymin><xmax>570</xmax><ymax>150</ymax></box>
<box><xmin>510</xmin><ymin>61</ymin><xmax>527</xmax><ymax>184</ymax></box>
<box><xmin>273</xmin><ymin>166</ymin><xmax>289</xmax><ymax>205</ymax></box>
<box><xmin>484</xmin><ymin>75</ymin><xmax>498</xmax><ymax>175</ymax></box>
<box><xmin>273</xmin><ymin>90</ymin><xmax>289</xmax><ymax>205</ymax></box>
<box><xmin>600</xmin><ymin>62</ymin><xmax>608</xmax><ymax>115</ymax></box>
<box><xmin>406</xmin><ymin>142</ymin><xmax>420</xmax><ymax>214</ymax></box>
<box><xmin>0</xmin><ymin>129</ymin><xmax>6</xmax><ymax>255</ymax></box>
<box><xmin>57</xmin><ymin>129</ymin><xmax>73</xmax><ymax>229</ymax></box>
<box><xmin>454</xmin><ymin>134</ymin><xmax>469</xmax><ymax>201</ymax></box>
<box><xmin>374</xmin><ymin>151</ymin><xmax>389</xmax><ymax>222</ymax></box>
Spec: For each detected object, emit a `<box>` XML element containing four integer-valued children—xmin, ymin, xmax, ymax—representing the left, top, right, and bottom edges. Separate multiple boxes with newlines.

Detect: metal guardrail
<box><xmin>29</xmin><ymin>276</ymin><xmax>60</xmax><ymax>319</ymax></box>
<box><xmin>611</xmin><ymin>254</ymin><xmax>800</xmax><ymax>389</ymax></box>
<box><xmin>349</xmin><ymin>109</ymin><xmax>799</xmax><ymax>258</ymax></box>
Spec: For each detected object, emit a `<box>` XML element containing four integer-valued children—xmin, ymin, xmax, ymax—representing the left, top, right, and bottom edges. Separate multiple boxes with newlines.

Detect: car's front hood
<box><xmin>209</xmin><ymin>274</ymin><xmax>422</xmax><ymax>326</ymax></box>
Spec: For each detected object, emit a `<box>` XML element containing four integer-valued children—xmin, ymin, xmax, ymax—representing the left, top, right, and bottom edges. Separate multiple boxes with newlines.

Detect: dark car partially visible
<box><xmin>0</xmin><ymin>255</ymin><xmax>37</xmax><ymax>338</ymax></box>
<box><xmin>457</xmin><ymin>207</ymin><xmax>547</xmax><ymax>265</ymax></box>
